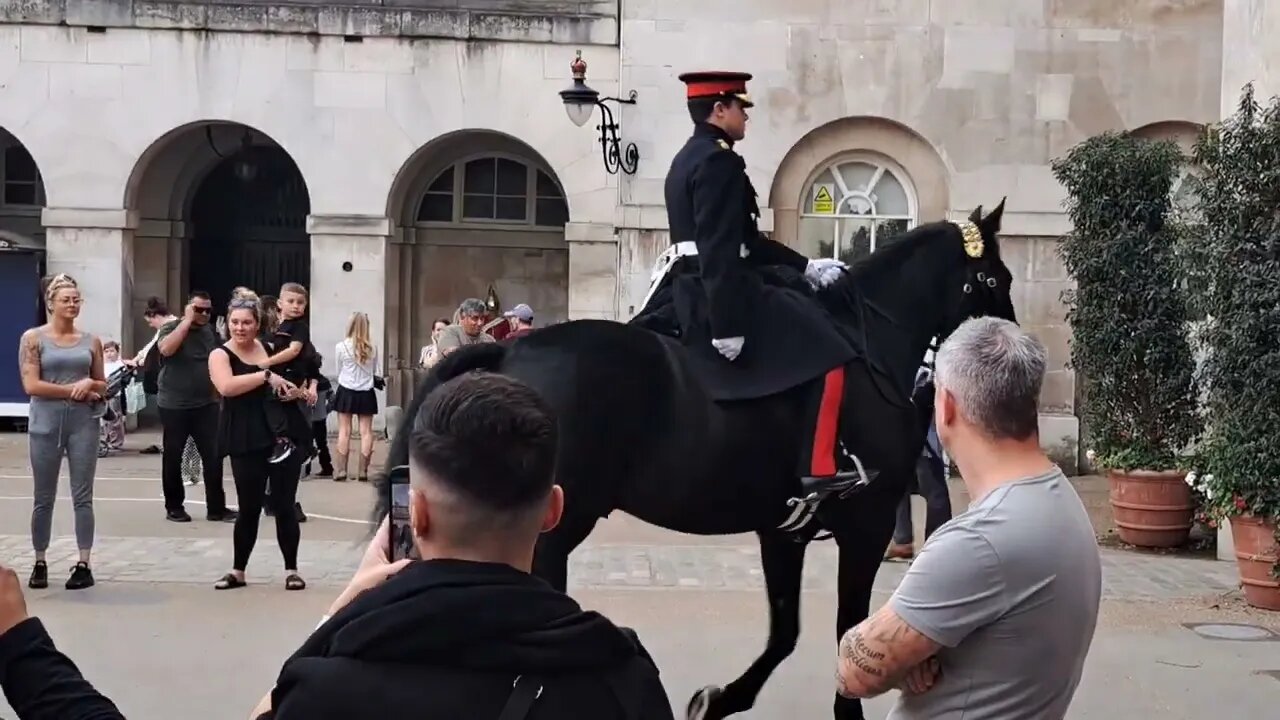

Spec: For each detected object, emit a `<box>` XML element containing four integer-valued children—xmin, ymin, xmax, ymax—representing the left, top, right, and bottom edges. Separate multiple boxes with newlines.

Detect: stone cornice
<box><xmin>2</xmin><ymin>1</ymin><xmax>619</xmax><ymax>46</ymax></box>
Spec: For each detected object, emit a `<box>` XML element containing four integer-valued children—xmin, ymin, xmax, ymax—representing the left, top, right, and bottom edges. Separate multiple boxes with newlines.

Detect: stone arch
<box><xmin>1131</xmin><ymin>120</ymin><xmax>1205</xmax><ymax>154</ymax></box>
<box><xmin>123</xmin><ymin>121</ymin><xmax>313</xmax><ymax>345</ymax></box>
<box><xmin>383</xmin><ymin>130</ymin><xmax>571</xmax><ymax>405</ymax></box>
<box><xmin>0</xmin><ymin>126</ymin><xmax>48</xmax><ymax>246</ymax></box>
<box><xmin>769</xmin><ymin>116</ymin><xmax>950</xmax><ymax>252</ymax></box>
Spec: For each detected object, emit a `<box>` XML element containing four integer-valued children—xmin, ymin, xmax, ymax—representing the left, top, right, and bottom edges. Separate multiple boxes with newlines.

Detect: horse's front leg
<box><xmin>688</xmin><ymin>532</ymin><xmax>807</xmax><ymax>720</ymax></box>
<box><xmin>831</xmin><ymin>479</ymin><xmax>904</xmax><ymax>720</ymax></box>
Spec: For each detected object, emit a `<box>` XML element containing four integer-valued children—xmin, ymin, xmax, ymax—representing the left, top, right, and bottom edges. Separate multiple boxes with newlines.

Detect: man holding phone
<box><xmin>253</xmin><ymin>372</ymin><xmax>674</xmax><ymax>720</ymax></box>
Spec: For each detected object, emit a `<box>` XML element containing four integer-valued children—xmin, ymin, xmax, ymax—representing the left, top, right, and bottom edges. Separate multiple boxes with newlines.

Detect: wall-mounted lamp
<box><xmin>559</xmin><ymin>50</ymin><xmax>639</xmax><ymax>175</ymax></box>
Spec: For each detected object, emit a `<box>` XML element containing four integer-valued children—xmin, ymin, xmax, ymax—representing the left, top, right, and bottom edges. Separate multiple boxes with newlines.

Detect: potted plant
<box><xmin>1181</xmin><ymin>84</ymin><xmax>1280</xmax><ymax>610</ymax></box>
<box><xmin>1052</xmin><ymin>131</ymin><xmax>1201</xmax><ymax>548</ymax></box>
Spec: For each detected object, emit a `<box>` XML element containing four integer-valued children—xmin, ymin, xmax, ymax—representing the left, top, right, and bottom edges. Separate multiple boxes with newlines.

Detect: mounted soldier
<box><xmin>631</xmin><ymin>70</ymin><xmax>859</xmax><ymax>496</ymax></box>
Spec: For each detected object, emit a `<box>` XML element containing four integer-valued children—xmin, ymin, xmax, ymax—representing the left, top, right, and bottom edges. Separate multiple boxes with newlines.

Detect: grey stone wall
<box><xmin>0</xmin><ymin>0</ymin><xmax>618</xmax><ymax>44</ymax></box>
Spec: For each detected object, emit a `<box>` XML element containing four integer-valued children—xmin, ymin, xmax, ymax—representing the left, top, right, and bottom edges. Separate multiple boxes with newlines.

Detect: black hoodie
<box><xmin>266</xmin><ymin>559</ymin><xmax>674</xmax><ymax>720</ymax></box>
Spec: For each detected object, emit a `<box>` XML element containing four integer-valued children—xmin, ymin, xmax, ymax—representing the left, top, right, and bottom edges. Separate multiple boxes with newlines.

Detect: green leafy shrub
<box><xmin>1182</xmin><ymin>84</ymin><xmax>1280</xmax><ymax>572</ymax></box>
<box><xmin>1051</xmin><ymin>131</ymin><xmax>1200</xmax><ymax>471</ymax></box>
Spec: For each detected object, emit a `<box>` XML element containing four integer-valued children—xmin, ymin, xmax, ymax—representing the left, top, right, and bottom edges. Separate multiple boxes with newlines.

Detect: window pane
<box><xmin>462</xmin><ymin>194</ymin><xmax>495</xmax><ymax>219</ymax></box>
<box><xmin>873</xmin><ymin>219</ymin><xmax>911</xmax><ymax>251</ymax></box>
<box><xmin>806</xmin><ymin>173</ymin><xmax>839</xmax><ymax>215</ymax></box>
<box><xmin>839</xmin><ymin>194</ymin><xmax>874</xmax><ymax>215</ymax></box>
<box><xmin>535</xmin><ymin>197</ymin><xmax>569</xmax><ymax>227</ymax></box>
<box><xmin>463</xmin><ymin>159</ymin><xmax>495</xmax><ymax>194</ymax></box>
<box><xmin>426</xmin><ymin>168</ymin><xmax>453</xmax><ymax>194</ymax></box>
<box><xmin>536</xmin><ymin>170</ymin><xmax>561</xmax><ymax>198</ymax></box>
<box><xmin>496</xmin><ymin>159</ymin><xmax>526</xmax><ymax>195</ymax></box>
<box><xmin>4</xmin><ymin>183</ymin><xmax>36</xmax><ymax>206</ymax></box>
<box><xmin>4</xmin><ymin>146</ymin><xmax>37</xmax><ymax>181</ymax></box>
<box><xmin>838</xmin><ymin>218</ymin><xmax>874</xmax><ymax>264</ymax></box>
<box><xmin>495</xmin><ymin>196</ymin><xmax>527</xmax><ymax>221</ymax></box>
<box><xmin>797</xmin><ymin>216</ymin><xmax>838</xmax><ymax>259</ymax></box>
<box><xmin>837</xmin><ymin>162</ymin><xmax>877</xmax><ymax>193</ymax></box>
<box><xmin>417</xmin><ymin>193</ymin><xmax>452</xmax><ymax>222</ymax></box>
<box><xmin>870</xmin><ymin>171</ymin><xmax>910</xmax><ymax>215</ymax></box>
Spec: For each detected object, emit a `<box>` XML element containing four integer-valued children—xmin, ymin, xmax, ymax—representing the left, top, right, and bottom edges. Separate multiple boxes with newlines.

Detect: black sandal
<box><xmin>214</xmin><ymin>573</ymin><xmax>246</xmax><ymax>590</ymax></box>
<box><xmin>285</xmin><ymin>574</ymin><xmax>306</xmax><ymax>591</ymax></box>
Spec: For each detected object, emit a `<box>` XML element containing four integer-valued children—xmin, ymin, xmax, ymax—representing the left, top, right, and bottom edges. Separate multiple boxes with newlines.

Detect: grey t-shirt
<box><xmin>888</xmin><ymin>467</ymin><xmax>1102</xmax><ymax>720</ymax></box>
<box><xmin>435</xmin><ymin>324</ymin><xmax>494</xmax><ymax>353</ymax></box>
<box><xmin>156</xmin><ymin>319</ymin><xmax>219</xmax><ymax>410</ymax></box>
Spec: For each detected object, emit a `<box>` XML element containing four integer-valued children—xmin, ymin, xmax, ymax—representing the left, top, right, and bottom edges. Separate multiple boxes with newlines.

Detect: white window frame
<box><xmin>798</xmin><ymin>152</ymin><xmax>918</xmax><ymax>260</ymax></box>
<box><xmin>414</xmin><ymin>152</ymin><xmax>568</xmax><ymax>232</ymax></box>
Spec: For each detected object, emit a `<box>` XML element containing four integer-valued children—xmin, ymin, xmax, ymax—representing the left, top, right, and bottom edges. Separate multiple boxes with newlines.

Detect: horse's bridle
<box><xmin>920</xmin><ymin>222</ymin><xmax>1005</xmax><ymax>377</ymax></box>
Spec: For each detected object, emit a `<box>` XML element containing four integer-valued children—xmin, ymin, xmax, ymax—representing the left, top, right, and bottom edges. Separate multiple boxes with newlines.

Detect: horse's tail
<box><xmin>368</xmin><ymin>342</ymin><xmax>510</xmax><ymax>531</ymax></box>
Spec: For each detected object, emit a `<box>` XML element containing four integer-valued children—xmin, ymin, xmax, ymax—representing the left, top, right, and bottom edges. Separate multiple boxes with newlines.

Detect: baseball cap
<box><xmin>504</xmin><ymin>303</ymin><xmax>534</xmax><ymax>322</ymax></box>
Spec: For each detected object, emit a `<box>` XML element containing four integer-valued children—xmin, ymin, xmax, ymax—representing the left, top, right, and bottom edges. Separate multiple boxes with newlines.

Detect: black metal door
<box><xmin>191</xmin><ymin>145</ymin><xmax>310</xmax><ymax>309</ymax></box>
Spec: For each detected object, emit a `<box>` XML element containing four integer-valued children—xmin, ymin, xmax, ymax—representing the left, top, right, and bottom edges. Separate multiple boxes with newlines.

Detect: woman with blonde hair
<box><xmin>332</xmin><ymin>311</ymin><xmax>380</xmax><ymax>481</ymax></box>
<box><xmin>20</xmin><ymin>274</ymin><xmax>108</xmax><ymax>590</ymax></box>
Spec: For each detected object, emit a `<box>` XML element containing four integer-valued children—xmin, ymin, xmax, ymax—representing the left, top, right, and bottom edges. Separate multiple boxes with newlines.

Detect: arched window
<box><xmin>415</xmin><ymin>155</ymin><xmax>568</xmax><ymax>229</ymax></box>
<box><xmin>1</xmin><ymin>143</ymin><xmax>44</xmax><ymax>207</ymax></box>
<box><xmin>796</xmin><ymin>154</ymin><xmax>916</xmax><ymax>264</ymax></box>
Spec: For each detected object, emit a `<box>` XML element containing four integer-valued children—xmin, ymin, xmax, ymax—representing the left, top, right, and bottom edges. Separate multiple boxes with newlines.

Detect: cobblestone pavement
<box><xmin>0</xmin><ymin>533</ymin><xmax>1241</xmax><ymax>599</ymax></box>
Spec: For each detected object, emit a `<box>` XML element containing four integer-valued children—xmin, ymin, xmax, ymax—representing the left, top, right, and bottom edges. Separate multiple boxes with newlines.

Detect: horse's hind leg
<box><xmin>689</xmin><ymin>533</ymin><xmax>806</xmax><ymax>720</ymax></box>
<box><xmin>532</xmin><ymin>511</ymin><xmax>598</xmax><ymax>592</ymax></box>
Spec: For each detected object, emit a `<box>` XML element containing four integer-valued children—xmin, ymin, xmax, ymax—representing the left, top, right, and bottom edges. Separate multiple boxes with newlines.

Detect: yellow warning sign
<box><xmin>812</xmin><ymin>184</ymin><xmax>835</xmax><ymax>214</ymax></box>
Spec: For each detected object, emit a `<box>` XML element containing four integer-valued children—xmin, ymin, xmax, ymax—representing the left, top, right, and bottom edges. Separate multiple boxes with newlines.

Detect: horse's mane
<box><xmin>816</xmin><ymin>220</ymin><xmax>961</xmax><ymax>310</ymax></box>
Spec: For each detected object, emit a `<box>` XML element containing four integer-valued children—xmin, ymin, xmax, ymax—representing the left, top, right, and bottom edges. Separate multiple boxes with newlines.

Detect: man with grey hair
<box><xmin>435</xmin><ymin>298</ymin><xmax>495</xmax><ymax>357</ymax></box>
<box><xmin>836</xmin><ymin>317</ymin><xmax>1101</xmax><ymax>719</ymax></box>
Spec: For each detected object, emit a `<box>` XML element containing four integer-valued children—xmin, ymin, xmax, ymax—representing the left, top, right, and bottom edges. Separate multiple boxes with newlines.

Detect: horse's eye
<box><xmin>963</xmin><ymin>284</ymin><xmax>973</xmax><ymax>294</ymax></box>
<box><xmin>986</xmin><ymin>277</ymin><xmax>997</xmax><ymax>288</ymax></box>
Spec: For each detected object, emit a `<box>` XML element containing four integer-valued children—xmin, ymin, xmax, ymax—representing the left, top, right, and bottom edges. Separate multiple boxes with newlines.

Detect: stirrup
<box><xmin>797</xmin><ymin>469</ymin><xmax>864</xmax><ymax>500</ymax></box>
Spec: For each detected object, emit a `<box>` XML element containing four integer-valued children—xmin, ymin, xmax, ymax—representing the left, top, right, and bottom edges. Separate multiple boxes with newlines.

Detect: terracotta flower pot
<box><xmin>1107</xmin><ymin>469</ymin><xmax>1194</xmax><ymax>548</ymax></box>
<box><xmin>1230</xmin><ymin>514</ymin><xmax>1280</xmax><ymax>612</ymax></box>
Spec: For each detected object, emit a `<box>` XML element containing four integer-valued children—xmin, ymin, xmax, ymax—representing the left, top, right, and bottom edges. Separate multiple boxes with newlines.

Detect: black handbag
<box><xmin>373</xmin><ymin>375</ymin><xmax>386</xmax><ymax>391</ymax></box>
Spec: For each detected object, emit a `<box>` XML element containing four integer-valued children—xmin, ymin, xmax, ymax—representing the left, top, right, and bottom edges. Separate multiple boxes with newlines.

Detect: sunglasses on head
<box><xmin>228</xmin><ymin>300</ymin><xmax>257</xmax><ymax>310</ymax></box>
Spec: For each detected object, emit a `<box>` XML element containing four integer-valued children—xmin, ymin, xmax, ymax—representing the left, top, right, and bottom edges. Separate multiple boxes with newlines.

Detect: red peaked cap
<box><xmin>678</xmin><ymin>71</ymin><xmax>754</xmax><ymax>108</ymax></box>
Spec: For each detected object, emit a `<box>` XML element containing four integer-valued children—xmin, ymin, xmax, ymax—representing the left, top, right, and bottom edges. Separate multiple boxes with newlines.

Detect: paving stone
<box><xmin>0</xmin><ymin>534</ymin><xmax>1243</xmax><ymax>598</ymax></box>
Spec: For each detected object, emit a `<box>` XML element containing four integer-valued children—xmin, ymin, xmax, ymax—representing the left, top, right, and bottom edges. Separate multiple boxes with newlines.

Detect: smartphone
<box><xmin>388</xmin><ymin>465</ymin><xmax>417</xmax><ymax>561</ymax></box>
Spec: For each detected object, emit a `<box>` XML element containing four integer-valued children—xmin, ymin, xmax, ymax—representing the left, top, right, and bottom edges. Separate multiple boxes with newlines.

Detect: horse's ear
<box><xmin>967</xmin><ymin>205</ymin><xmax>984</xmax><ymax>225</ymax></box>
<box><xmin>981</xmin><ymin>197</ymin><xmax>1006</xmax><ymax>236</ymax></box>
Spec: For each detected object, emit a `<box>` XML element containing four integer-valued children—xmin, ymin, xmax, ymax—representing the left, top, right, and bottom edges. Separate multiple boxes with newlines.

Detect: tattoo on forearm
<box><xmin>841</xmin><ymin>629</ymin><xmax>886</xmax><ymax>678</ymax></box>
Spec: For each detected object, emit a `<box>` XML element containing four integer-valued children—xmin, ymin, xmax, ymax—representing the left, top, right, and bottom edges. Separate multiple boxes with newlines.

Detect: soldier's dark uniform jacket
<box><xmin>631</xmin><ymin>123</ymin><xmax>857</xmax><ymax>402</ymax></box>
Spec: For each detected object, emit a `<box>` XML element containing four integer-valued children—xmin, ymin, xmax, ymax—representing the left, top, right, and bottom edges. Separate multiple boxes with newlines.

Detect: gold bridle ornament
<box><xmin>959</xmin><ymin>221</ymin><xmax>984</xmax><ymax>259</ymax></box>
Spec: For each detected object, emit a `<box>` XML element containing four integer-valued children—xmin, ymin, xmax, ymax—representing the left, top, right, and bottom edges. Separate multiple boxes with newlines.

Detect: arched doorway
<box><xmin>189</xmin><ymin>140</ymin><xmax>310</xmax><ymax>309</ymax></box>
<box><xmin>125</xmin><ymin>122</ymin><xmax>312</xmax><ymax>345</ymax></box>
<box><xmin>0</xmin><ymin>127</ymin><xmax>46</xmax><ymax>244</ymax></box>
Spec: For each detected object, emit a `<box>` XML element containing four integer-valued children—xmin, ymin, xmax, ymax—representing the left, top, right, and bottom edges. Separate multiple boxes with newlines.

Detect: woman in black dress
<box><xmin>207</xmin><ymin>298</ymin><xmax>313</xmax><ymax>591</ymax></box>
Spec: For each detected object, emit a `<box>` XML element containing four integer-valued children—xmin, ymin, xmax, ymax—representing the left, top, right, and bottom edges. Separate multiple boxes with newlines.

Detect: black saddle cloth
<box><xmin>630</xmin><ymin>262</ymin><xmax>860</xmax><ymax>402</ymax></box>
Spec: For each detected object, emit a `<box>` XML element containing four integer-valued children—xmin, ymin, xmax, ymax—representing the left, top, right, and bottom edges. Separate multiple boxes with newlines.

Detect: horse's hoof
<box><xmin>687</xmin><ymin>685</ymin><xmax>723</xmax><ymax>720</ymax></box>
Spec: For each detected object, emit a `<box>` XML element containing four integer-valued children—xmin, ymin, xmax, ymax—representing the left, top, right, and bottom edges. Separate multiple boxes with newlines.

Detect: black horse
<box><xmin>380</xmin><ymin>202</ymin><xmax>1016</xmax><ymax>720</ymax></box>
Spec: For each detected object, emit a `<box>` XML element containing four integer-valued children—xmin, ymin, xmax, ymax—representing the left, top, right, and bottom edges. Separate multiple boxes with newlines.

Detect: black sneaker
<box><xmin>167</xmin><ymin>509</ymin><xmax>193</xmax><ymax>523</ymax></box>
<box><xmin>66</xmin><ymin>562</ymin><xmax>94</xmax><ymax>590</ymax></box>
<box><xmin>268</xmin><ymin>439</ymin><xmax>295</xmax><ymax>465</ymax></box>
<box><xmin>207</xmin><ymin>508</ymin><xmax>239</xmax><ymax>523</ymax></box>
<box><xmin>294</xmin><ymin>503</ymin><xmax>307</xmax><ymax>523</ymax></box>
<box><xmin>315</xmin><ymin>466</ymin><xmax>333</xmax><ymax>479</ymax></box>
<box><xmin>28</xmin><ymin>561</ymin><xmax>48</xmax><ymax>589</ymax></box>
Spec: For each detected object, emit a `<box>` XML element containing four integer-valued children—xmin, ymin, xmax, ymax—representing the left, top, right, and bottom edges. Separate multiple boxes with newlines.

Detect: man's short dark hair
<box><xmin>189</xmin><ymin>290</ymin><xmax>211</xmax><ymax>302</ymax></box>
<box><xmin>688</xmin><ymin>97</ymin><xmax>720</xmax><ymax>123</ymax></box>
<box><xmin>409</xmin><ymin>372</ymin><xmax>557</xmax><ymax>512</ymax></box>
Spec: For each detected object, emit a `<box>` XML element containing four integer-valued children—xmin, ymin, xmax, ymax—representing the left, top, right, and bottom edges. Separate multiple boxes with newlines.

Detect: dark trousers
<box><xmin>230</xmin><ymin>450</ymin><xmax>302</xmax><ymax>571</ymax></box>
<box><xmin>311</xmin><ymin>420</ymin><xmax>331</xmax><ymax>470</ymax></box>
<box><xmin>264</xmin><ymin>397</ymin><xmax>289</xmax><ymax>438</ymax></box>
<box><xmin>159</xmin><ymin>405</ymin><xmax>227</xmax><ymax>513</ymax></box>
<box><xmin>893</xmin><ymin>451</ymin><xmax>952</xmax><ymax>545</ymax></box>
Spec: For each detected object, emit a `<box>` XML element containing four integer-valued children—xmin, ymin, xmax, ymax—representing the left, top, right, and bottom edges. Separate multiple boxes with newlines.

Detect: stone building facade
<box><xmin>0</xmin><ymin>0</ymin><xmax>1267</xmax><ymax>467</ymax></box>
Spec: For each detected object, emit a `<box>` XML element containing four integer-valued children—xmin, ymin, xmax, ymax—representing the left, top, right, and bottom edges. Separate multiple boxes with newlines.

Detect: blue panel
<box><xmin>0</xmin><ymin>252</ymin><xmax>44</xmax><ymax>405</ymax></box>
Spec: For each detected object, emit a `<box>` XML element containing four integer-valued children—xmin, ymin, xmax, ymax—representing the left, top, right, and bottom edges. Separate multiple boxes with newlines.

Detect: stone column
<box><xmin>42</xmin><ymin>208</ymin><xmax>137</xmax><ymax>351</ymax></box>
<box><xmin>1222</xmin><ymin>0</ymin><xmax>1280</xmax><ymax>115</ymax></box>
<box><xmin>565</xmin><ymin>221</ymin><xmax>620</xmax><ymax>320</ymax></box>
<box><xmin>307</xmin><ymin>214</ymin><xmax>389</xmax><ymax>428</ymax></box>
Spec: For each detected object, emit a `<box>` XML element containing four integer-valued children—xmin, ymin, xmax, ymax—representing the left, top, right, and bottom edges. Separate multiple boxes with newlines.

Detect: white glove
<box><xmin>805</xmin><ymin>258</ymin><xmax>847</xmax><ymax>289</ymax></box>
<box><xmin>712</xmin><ymin>337</ymin><xmax>745</xmax><ymax>361</ymax></box>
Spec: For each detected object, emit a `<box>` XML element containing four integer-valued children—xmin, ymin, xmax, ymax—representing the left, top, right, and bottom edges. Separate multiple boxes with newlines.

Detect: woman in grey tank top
<box><xmin>19</xmin><ymin>274</ymin><xmax>107</xmax><ymax>591</ymax></box>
